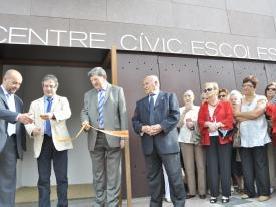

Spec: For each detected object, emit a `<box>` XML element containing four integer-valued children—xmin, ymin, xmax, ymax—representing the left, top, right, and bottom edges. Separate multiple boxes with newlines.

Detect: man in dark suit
<box><xmin>132</xmin><ymin>75</ymin><xmax>186</xmax><ymax>207</ymax></box>
<box><xmin>0</xmin><ymin>69</ymin><xmax>33</xmax><ymax>206</ymax></box>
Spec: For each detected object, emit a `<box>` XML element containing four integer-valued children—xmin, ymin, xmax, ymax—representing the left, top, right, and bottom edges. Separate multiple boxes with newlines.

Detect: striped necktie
<box><xmin>98</xmin><ymin>89</ymin><xmax>105</xmax><ymax>128</ymax></box>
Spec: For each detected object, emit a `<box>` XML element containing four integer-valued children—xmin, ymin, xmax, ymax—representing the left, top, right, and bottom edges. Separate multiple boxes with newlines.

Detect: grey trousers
<box><xmin>90</xmin><ymin>132</ymin><xmax>121</xmax><ymax>207</ymax></box>
<box><xmin>0</xmin><ymin>135</ymin><xmax>17</xmax><ymax>207</ymax></box>
<box><xmin>180</xmin><ymin>143</ymin><xmax>206</xmax><ymax>195</ymax></box>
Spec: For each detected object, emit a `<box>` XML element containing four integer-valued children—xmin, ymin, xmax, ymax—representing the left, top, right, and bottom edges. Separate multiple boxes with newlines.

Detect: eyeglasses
<box><xmin>218</xmin><ymin>94</ymin><xmax>226</xmax><ymax>98</ymax></box>
<box><xmin>242</xmin><ymin>84</ymin><xmax>254</xmax><ymax>88</ymax></box>
<box><xmin>203</xmin><ymin>88</ymin><xmax>213</xmax><ymax>93</ymax></box>
<box><xmin>267</xmin><ymin>88</ymin><xmax>276</xmax><ymax>91</ymax></box>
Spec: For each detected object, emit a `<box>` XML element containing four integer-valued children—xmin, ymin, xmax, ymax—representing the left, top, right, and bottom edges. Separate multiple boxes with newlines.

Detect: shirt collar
<box><xmin>1</xmin><ymin>85</ymin><xmax>13</xmax><ymax>97</ymax></box>
<box><xmin>150</xmin><ymin>89</ymin><xmax>160</xmax><ymax>96</ymax></box>
<box><xmin>98</xmin><ymin>81</ymin><xmax>108</xmax><ymax>92</ymax></box>
<box><xmin>44</xmin><ymin>95</ymin><xmax>55</xmax><ymax>101</ymax></box>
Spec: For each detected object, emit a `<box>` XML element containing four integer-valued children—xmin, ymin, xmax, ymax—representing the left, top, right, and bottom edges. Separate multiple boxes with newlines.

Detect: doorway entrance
<box><xmin>0</xmin><ymin>43</ymin><xmax>112</xmax><ymax>203</ymax></box>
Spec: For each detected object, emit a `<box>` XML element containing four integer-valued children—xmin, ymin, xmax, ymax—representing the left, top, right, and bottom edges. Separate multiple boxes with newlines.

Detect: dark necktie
<box><xmin>45</xmin><ymin>97</ymin><xmax>53</xmax><ymax>136</ymax></box>
<box><xmin>149</xmin><ymin>94</ymin><xmax>155</xmax><ymax>125</ymax></box>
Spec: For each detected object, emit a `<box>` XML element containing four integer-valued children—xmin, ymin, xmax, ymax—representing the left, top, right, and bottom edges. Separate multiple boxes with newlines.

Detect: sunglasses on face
<box><xmin>203</xmin><ymin>88</ymin><xmax>213</xmax><ymax>93</ymax></box>
<box><xmin>218</xmin><ymin>94</ymin><xmax>226</xmax><ymax>98</ymax></box>
<box><xmin>267</xmin><ymin>88</ymin><xmax>276</xmax><ymax>91</ymax></box>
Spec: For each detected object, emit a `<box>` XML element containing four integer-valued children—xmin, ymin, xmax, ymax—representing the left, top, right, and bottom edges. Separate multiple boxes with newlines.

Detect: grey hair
<box><xmin>88</xmin><ymin>67</ymin><xmax>107</xmax><ymax>78</ymax></box>
<box><xmin>183</xmin><ymin>90</ymin><xmax>194</xmax><ymax>98</ymax></box>
<box><xmin>41</xmin><ymin>74</ymin><xmax>59</xmax><ymax>88</ymax></box>
<box><xmin>229</xmin><ymin>90</ymin><xmax>243</xmax><ymax>99</ymax></box>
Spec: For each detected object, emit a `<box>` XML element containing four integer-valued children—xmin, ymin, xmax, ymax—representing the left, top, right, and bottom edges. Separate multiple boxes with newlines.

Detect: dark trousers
<box><xmin>37</xmin><ymin>135</ymin><xmax>68</xmax><ymax>207</ymax></box>
<box><xmin>144</xmin><ymin>147</ymin><xmax>186</xmax><ymax>207</ymax></box>
<box><xmin>0</xmin><ymin>135</ymin><xmax>17</xmax><ymax>207</ymax></box>
<box><xmin>240</xmin><ymin>145</ymin><xmax>270</xmax><ymax>197</ymax></box>
<box><xmin>206</xmin><ymin>136</ymin><xmax>232</xmax><ymax>197</ymax></box>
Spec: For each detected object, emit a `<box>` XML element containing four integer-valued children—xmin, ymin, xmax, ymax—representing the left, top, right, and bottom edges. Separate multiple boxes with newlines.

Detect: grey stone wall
<box><xmin>0</xmin><ymin>0</ymin><xmax>275</xmax><ymax>39</ymax></box>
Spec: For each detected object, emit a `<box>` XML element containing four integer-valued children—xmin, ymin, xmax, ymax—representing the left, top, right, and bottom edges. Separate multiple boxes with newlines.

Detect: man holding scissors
<box><xmin>81</xmin><ymin>67</ymin><xmax>128</xmax><ymax>207</ymax></box>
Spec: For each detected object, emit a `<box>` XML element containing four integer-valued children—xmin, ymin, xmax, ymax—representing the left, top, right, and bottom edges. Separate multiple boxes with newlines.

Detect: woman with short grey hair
<box><xmin>178</xmin><ymin>90</ymin><xmax>206</xmax><ymax>199</ymax></box>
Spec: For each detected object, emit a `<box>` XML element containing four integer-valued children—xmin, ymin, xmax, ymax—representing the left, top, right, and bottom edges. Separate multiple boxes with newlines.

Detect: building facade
<box><xmin>1</xmin><ymin>0</ymin><xmax>276</xmax><ymax>198</ymax></box>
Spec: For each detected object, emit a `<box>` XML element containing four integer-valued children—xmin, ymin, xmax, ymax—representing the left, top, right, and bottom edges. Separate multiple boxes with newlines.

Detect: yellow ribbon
<box><xmin>57</xmin><ymin>124</ymin><xmax>129</xmax><ymax>142</ymax></box>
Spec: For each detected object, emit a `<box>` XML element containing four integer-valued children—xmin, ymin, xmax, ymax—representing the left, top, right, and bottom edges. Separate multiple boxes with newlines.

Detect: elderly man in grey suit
<box><xmin>132</xmin><ymin>75</ymin><xmax>186</xmax><ymax>207</ymax></box>
<box><xmin>0</xmin><ymin>69</ymin><xmax>33</xmax><ymax>207</ymax></box>
<box><xmin>81</xmin><ymin>67</ymin><xmax>128</xmax><ymax>207</ymax></box>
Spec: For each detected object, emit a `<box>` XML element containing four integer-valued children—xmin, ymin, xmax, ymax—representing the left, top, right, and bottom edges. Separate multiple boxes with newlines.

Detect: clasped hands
<box><xmin>141</xmin><ymin>124</ymin><xmax>162</xmax><ymax>136</ymax></box>
<box><xmin>205</xmin><ymin>121</ymin><xmax>224</xmax><ymax>132</ymax></box>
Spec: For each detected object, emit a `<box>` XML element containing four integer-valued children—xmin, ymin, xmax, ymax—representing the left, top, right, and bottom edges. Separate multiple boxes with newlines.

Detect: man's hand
<box><xmin>150</xmin><ymin>124</ymin><xmax>162</xmax><ymax>136</ymax></box>
<box><xmin>141</xmin><ymin>125</ymin><xmax>151</xmax><ymax>135</ymax></box>
<box><xmin>40</xmin><ymin>113</ymin><xmax>53</xmax><ymax>120</ymax></box>
<box><xmin>32</xmin><ymin>127</ymin><xmax>41</xmax><ymax>136</ymax></box>
<box><xmin>18</xmin><ymin>113</ymin><xmax>33</xmax><ymax>124</ymax></box>
<box><xmin>82</xmin><ymin>121</ymin><xmax>91</xmax><ymax>131</ymax></box>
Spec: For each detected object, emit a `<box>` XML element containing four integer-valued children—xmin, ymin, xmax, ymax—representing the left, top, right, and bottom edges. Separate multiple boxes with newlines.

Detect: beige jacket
<box><xmin>25</xmin><ymin>95</ymin><xmax>73</xmax><ymax>158</ymax></box>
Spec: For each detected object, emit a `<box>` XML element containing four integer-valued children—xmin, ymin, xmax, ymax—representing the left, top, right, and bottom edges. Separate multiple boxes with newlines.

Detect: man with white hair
<box><xmin>132</xmin><ymin>75</ymin><xmax>186</xmax><ymax>207</ymax></box>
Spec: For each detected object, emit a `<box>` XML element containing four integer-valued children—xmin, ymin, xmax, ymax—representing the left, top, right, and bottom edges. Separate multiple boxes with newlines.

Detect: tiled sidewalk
<box><xmin>16</xmin><ymin>192</ymin><xmax>276</xmax><ymax>207</ymax></box>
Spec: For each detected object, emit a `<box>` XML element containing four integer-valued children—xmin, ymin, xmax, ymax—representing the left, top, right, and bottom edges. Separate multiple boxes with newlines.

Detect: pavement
<box><xmin>16</xmin><ymin>191</ymin><xmax>276</xmax><ymax>207</ymax></box>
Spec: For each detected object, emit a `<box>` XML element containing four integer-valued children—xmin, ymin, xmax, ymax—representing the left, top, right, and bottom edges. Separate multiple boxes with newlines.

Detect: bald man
<box><xmin>0</xmin><ymin>69</ymin><xmax>33</xmax><ymax>206</ymax></box>
<box><xmin>132</xmin><ymin>75</ymin><xmax>186</xmax><ymax>207</ymax></box>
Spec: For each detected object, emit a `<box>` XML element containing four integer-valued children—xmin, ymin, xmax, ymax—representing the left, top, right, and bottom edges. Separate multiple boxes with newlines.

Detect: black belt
<box><xmin>44</xmin><ymin>134</ymin><xmax>52</xmax><ymax>138</ymax></box>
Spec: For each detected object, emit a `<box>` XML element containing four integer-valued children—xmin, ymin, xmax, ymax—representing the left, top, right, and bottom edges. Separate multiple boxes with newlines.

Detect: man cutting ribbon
<box><xmin>80</xmin><ymin>67</ymin><xmax>128</xmax><ymax>207</ymax></box>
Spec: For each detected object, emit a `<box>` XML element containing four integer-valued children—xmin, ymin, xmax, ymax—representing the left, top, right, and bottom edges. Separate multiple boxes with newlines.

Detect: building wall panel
<box><xmin>117</xmin><ymin>52</ymin><xmax>159</xmax><ymax>197</ymax></box>
<box><xmin>158</xmin><ymin>56</ymin><xmax>201</xmax><ymax>105</ymax></box>
<box><xmin>233</xmin><ymin>61</ymin><xmax>267</xmax><ymax>94</ymax></box>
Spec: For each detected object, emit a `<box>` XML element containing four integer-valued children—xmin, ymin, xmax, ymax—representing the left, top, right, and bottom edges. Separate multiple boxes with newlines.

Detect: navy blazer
<box><xmin>0</xmin><ymin>87</ymin><xmax>26</xmax><ymax>158</ymax></box>
<box><xmin>132</xmin><ymin>91</ymin><xmax>180</xmax><ymax>155</ymax></box>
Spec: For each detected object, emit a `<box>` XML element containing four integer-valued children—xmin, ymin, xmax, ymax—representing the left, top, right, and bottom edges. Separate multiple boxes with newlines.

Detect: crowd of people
<box><xmin>173</xmin><ymin>75</ymin><xmax>276</xmax><ymax>205</ymax></box>
<box><xmin>1</xmin><ymin>67</ymin><xmax>276</xmax><ymax>207</ymax></box>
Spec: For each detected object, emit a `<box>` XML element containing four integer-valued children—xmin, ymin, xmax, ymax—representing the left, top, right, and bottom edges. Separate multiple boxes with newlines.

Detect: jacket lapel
<box><xmin>51</xmin><ymin>95</ymin><xmax>59</xmax><ymax>112</ymax></box>
<box><xmin>0</xmin><ymin>87</ymin><xmax>9</xmax><ymax>109</ymax></box>
<box><xmin>103</xmin><ymin>83</ymin><xmax>111</xmax><ymax>104</ymax></box>
<box><xmin>154</xmin><ymin>91</ymin><xmax>164</xmax><ymax>109</ymax></box>
<box><xmin>38</xmin><ymin>97</ymin><xmax>45</xmax><ymax>114</ymax></box>
<box><xmin>142</xmin><ymin>96</ymin><xmax>150</xmax><ymax>112</ymax></box>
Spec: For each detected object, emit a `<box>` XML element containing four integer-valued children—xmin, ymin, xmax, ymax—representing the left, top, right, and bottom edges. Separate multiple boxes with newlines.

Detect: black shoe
<box><xmin>186</xmin><ymin>194</ymin><xmax>196</xmax><ymax>199</ymax></box>
<box><xmin>209</xmin><ymin>197</ymin><xmax>217</xmax><ymax>203</ymax></box>
<box><xmin>199</xmin><ymin>194</ymin><xmax>206</xmax><ymax>199</ymax></box>
<box><xmin>222</xmin><ymin>197</ymin><xmax>230</xmax><ymax>203</ymax></box>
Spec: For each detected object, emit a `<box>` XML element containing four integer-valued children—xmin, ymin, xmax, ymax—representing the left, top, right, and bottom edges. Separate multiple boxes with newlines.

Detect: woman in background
<box><xmin>265</xmin><ymin>82</ymin><xmax>276</xmax><ymax>194</ymax></box>
<box><xmin>198</xmin><ymin>82</ymin><xmax>234</xmax><ymax>204</ymax></box>
<box><xmin>235</xmin><ymin>75</ymin><xmax>271</xmax><ymax>202</ymax></box>
<box><xmin>229</xmin><ymin>90</ymin><xmax>244</xmax><ymax>194</ymax></box>
<box><xmin>178</xmin><ymin>90</ymin><xmax>206</xmax><ymax>199</ymax></box>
